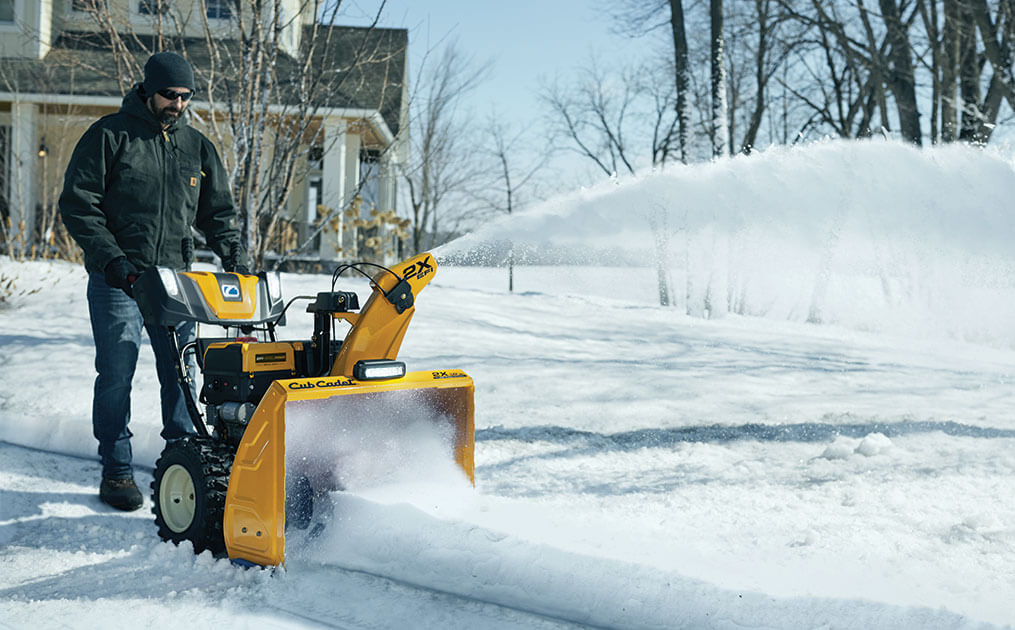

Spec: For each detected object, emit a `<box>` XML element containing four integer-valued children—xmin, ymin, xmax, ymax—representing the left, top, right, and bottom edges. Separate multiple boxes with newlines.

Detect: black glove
<box><xmin>223</xmin><ymin>243</ymin><xmax>250</xmax><ymax>275</ymax></box>
<box><xmin>104</xmin><ymin>256</ymin><xmax>138</xmax><ymax>297</ymax></box>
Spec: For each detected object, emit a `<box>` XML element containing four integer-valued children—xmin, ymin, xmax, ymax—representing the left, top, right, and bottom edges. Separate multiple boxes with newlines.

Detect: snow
<box><xmin>3</xmin><ymin>139</ymin><xmax>1015</xmax><ymax>628</ymax></box>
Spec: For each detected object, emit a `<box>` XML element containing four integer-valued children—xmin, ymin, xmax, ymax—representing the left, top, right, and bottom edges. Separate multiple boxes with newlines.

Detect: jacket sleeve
<box><xmin>195</xmin><ymin>137</ymin><xmax>244</xmax><ymax>267</ymax></box>
<box><xmin>58</xmin><ymin>123</ymin><xmax>124</xmax><ymax>272</ymax></box>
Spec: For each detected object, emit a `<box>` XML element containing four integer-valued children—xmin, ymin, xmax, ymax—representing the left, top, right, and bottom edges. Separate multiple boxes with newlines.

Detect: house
<box><xmin>0</xmin><ymin>0</ymin><xmax>409</xmax><ymax>266</ymax></box>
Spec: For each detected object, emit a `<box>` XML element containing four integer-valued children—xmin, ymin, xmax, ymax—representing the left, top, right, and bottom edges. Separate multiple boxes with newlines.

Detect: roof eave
<box><xmin>0</xmin><ymin>92</ymin><xmax>395</xmax><ymax>144</ymax></box>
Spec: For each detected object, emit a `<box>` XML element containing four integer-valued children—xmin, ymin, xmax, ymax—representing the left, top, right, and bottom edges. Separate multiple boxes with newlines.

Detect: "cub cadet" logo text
<box><xmin>287</xmin><ymin>378</ymin><xmax>354</xmax><ymax>390</ymax></box>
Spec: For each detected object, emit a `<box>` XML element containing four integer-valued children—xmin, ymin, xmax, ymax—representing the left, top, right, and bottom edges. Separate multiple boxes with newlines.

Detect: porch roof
<box><xmin>0</xmin><ymin>25</ymin><xmax>407</xmax><ymax>137</ymax></box>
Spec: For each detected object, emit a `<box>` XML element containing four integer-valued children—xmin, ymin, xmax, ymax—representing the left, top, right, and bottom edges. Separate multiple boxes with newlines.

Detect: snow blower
<box><xmin>132</xmin><ymin>252</ymin><xmax>475</xmax><ymax>567</ymax></box>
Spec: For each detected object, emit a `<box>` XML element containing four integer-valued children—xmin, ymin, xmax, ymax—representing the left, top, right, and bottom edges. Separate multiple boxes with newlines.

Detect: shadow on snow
<box><xmin>477</xmin><ymin>419</ymin><xmax>1015</xmax><ymax>450</ymax></box>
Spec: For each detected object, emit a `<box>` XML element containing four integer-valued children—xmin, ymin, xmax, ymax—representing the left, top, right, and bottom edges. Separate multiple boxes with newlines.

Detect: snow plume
<box><xmin>284</xmin><ymin>388</ymin><xmax>470</xmax><ymax>494</ymax></box>
<box><xmin>283</xmin><ymin>388</ymin><xmax>476</xmax><ymax>564</ymax></box>
<box><xmin>439</xmin><ymin>140</ymin><xmax>1015</xmax><ymax>347</ymax></box>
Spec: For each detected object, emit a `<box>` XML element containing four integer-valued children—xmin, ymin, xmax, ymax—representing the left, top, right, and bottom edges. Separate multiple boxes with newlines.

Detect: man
<box><xmin>60</xmin><ymin>52</ymin><xmax>245</xmax><ymax>511</ymax></box>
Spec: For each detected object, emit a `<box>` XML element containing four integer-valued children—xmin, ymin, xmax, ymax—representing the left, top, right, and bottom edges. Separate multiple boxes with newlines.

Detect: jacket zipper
<box><xmin>154</xmin><ymin>129</ymin><xmax>170</xmax><ymax>263</ymax></box>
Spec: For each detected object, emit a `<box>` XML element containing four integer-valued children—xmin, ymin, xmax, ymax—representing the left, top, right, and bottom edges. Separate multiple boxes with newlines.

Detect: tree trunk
<box><xmin>668</xmin><ymin>0</ymin><xmax>691</xmax><ymax>164</ymax></box>
<box><xmin>940</xmin><ymin>0</ymin><xmax>960</xmax><ymax>142</ymax></box>
<box><xmin>958</xmin><ymin>1</ymin><xmax>982</xmax><ymax>142</ymax></box>
<box><xmin>878</xmin><ymin>0</ymin><xmax>922</xmax><ymax>145</ymax></box>
<box><xmin>741</xmin><ymin>0</ymin><xmax>769</xmax><ymax>153</ymax></box>
<box><xmin>710</xmin><ymin>0</ymin><xmax>728</xmax><ymax>158</ymax></box>
<box><xmin>967</xmin><ymin>0</ymin><xmax>1015</xmax><ymax>143</ymax></box>
<box><xmin>917</xmin><ymin>0</ymin><xmax>940</xmax><ymax>143</ymax></box>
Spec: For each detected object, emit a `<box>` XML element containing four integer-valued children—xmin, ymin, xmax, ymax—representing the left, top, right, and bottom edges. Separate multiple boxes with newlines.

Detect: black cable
<box><xmin>330</xmin><ymin>264</ymin><xmax>373</xmax><ymax>292</ymax></box>
<box><xmin>330</xmin><ymin>261</ymin><xmax>400</xmax><ymax>292</ymax></box>
<box><xmin>168</xmin><ymin>326</ymin><xmax>209</xmax><ymax>437</ymax></box>
<box><xmin>270</xmin><ymin>295</ymin><xmax>318</xmax><ymax>328</ymax></box>
<box><xmin>328</xmin><ymin>262</ymin><xmax>399</xmax><ymax>344</ymax></box>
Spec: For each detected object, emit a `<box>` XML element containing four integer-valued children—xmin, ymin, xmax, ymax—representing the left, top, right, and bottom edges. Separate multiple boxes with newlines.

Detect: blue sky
<box><xmin>340</xmin><ymin>1</ymin><xmax>652</xmax><ymax>113</ymax></box>
<box><xmin>339</xmin><ymin>1</ymin><xmax>659</xmax><ymax>187</ymax></box>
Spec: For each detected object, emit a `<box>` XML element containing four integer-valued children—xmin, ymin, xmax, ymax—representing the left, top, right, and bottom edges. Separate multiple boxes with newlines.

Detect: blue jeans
<box><xmin>87</xmin><ymin>273</ymin><xmax>197</xmax><ymax>479</ymax></box>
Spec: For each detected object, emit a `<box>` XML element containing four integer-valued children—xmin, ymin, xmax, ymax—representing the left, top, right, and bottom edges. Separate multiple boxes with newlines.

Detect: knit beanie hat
<box><xmin>142</xmin><ymin>52</ymin><xmax>195</xmax><ymax>96</ymax></box>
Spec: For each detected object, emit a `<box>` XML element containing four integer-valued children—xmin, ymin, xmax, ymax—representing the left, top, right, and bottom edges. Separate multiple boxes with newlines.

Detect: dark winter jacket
<box><xmin>59</xmin><ymin>86</ymin><xmax>243</xmax><ymax>274</ymax></box>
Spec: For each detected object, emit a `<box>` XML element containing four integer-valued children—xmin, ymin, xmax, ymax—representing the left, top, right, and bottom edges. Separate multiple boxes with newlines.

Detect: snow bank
<box><xmin>288</xmin><ymin>489</ymin><xmax>982</xmax><ymax>630</ymax></box>
<box><xmin>442</xmin><ymin>140</ymin><xmax>1015</xmax><ymax>348</ymax></box>
<box><xmin>0</xmin><ymin>258</ymin><xmax>171</xmax><ymax>468</ymax></box>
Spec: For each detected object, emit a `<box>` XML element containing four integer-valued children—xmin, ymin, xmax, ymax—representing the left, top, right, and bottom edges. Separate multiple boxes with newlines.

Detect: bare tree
<box><xmin>774</xmin><ymin>1</ymin><xmax>883</xmax><ymax>140</ymax></box>
<box><xmin>479</xmin><ymin>116</ymin><xmax>548</xmax><ymax>291</ymax></box>
<box><xmin>400</xmin><ymin>41</ymin><xmax>489</xmax><ymax>254</ymax></box>
<box><xmin>878</xmin><ymin>0</ymin><xmax>922</xmax><ymax>144</ymax></box>
<box><xmin>739</xmin><ymin>0</ymin><xmax>799</xmax><ymax>153</ymax></box>
<box><xmin>609</xmin><ymin>0</ymin><xmax>802</xmax><ymax>158</ymax></box>
<box><xmin>541</xmin><ymin>63</ymin><xmax>638</xmax><ymax>177</ymax></box>
<box><xmin>774</xmin><ymin>0</ymin><xmax>1015</xmax><ymax>147</ymax></box>
<box><xmin>669</xmin><ymin>0</ymin><xmax>693</xmax><ymax>163</ymax></box>
<box><xmin>608</xmin><ymin>0</ymin><xmax>694</xmax><ymax>163</ymax></box>
<box><xmin>938</xmin><ymin>0</ymin><xmax>962</xmax><ymax>142</ymax></box>
<box><xmin>542</xmin><ymin>58</ymin><xmax>684</xmax><ymax>175</ymax></box>
<box><xmin>541</xmin><ymin>59</ymin><xmax>685</xmax><ymax>305</ymax></box>
<box><xmin>962</xmin><ymin>0</ymin><xmax>1015</xmax><ymax>143</ymax></box>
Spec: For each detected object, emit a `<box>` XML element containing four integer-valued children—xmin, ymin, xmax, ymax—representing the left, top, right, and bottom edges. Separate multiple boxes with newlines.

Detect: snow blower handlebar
<box><xmin>134</xmin><ymin>252</ymin><xmax>438</xmax><ymax>437</ymax></box>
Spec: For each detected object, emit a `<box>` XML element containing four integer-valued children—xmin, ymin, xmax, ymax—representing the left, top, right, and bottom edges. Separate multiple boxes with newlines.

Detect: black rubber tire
<box><xmin>151</xmin><ymin>437</ymin><xmax>232</xmax><ymax>554</ymax></box>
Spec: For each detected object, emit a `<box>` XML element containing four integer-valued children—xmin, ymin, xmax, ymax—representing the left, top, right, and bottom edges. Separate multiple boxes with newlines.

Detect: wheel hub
<box><xmin>160</xmin><ymin>464</ymin><xmax>196</xmax><ymax>533</ymax></box>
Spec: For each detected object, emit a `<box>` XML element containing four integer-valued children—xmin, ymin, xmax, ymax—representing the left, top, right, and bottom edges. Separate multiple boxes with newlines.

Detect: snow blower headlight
<box><xmin>353</xmin><ymin>359</ymin><xmax>406</xmax><ymax>381</ymax></box>
<box><xmin>158</xmin><ymin>267</ymin><xmax>180</xmax><ymax>297</ymax></box>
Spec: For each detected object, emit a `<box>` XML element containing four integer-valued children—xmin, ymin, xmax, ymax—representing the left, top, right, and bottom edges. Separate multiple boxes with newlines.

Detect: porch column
<box><xmin>341</xmin><ymin>132</ymin><xmax>360</xmax><ymax>257</ymax></box>
<box><xmin>319</xmin><ymin>118</ymin><xmax>346</xmax><ymax>260</ymax></box>
<box><xmin>377</xmin><ymin>151</ymin><xmax>398</xmax><ymax>264</ymax></box>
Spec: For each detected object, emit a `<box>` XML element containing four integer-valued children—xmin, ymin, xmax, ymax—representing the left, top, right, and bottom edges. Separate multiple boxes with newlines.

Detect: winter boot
<box><xmin>99</xmin><ymin>477</ymin><xmax>143</xmax><ymax>511</ymax></box>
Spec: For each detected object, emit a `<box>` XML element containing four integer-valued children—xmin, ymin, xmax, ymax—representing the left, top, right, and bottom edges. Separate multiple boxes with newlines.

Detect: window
<box><xmin>138</xmin><ymin>0</ymin><xmax>169</xmax><ymax>15</ymax></box>
<box><xmin>358</xmin><ymin>149</ymin><xmax>381</xmax><ymax>210</ymax></box>
<box><xmin>305</xmin><ymin>176</ymin><xmax>323</xmax><ymax>251</ymax></box>
<box><xmin>206</xmin><ymin>0</ymin><xmax>231</xmax><ymax>20</ymax></box>
<box><xmin>307</xmin><ymin>145</ymin><xmax>324</xmax><ymax>171</ymax></box>
<box><xmin>306</xmin><ymin>176</ymin><xmax>322</xmax><ymax>223</ymax></box>
<box><xmin>0</xmin><ymin>0</ymin><xmax>14</xmax><ymax>23</ymax></box>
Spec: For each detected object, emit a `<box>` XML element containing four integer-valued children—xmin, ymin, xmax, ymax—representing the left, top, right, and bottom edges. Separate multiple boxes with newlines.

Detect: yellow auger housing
<box><xmin>134</xmin><ymin>253</ymin><xmax>474</xmax><ymax>567</ymax></box>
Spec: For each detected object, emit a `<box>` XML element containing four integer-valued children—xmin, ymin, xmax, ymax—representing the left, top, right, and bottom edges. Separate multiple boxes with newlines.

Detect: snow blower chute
<box><xmin>132</xmin><ymin>252</ymin><xmax>474</xmax><ymax>567</ymax></box>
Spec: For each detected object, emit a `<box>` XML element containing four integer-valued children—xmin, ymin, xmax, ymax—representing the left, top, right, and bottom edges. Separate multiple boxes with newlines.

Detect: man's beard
<box><xmin>154</xmin><ymin>104</ymin><xmax>182</xmax><ymax>125</ymax></box>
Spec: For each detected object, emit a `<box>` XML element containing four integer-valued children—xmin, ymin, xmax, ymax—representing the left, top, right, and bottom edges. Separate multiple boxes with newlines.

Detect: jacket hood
<box><xmin>121</xmin><ymin>84</ymin><xmax>189</xmax><ymax>132</ymax></box>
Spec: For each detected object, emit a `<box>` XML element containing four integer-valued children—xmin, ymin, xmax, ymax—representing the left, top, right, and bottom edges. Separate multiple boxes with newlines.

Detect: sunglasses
<box><xmin>156</xmin><ymin>88</ymin><xmax>194</xmax><ymax>102</ymax></box>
